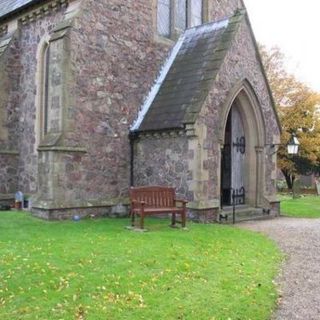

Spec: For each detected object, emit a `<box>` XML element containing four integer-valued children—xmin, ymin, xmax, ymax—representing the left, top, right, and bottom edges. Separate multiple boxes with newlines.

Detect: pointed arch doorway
<box><xmin>221</xmin><ymin>102</ymin><xmax>246</xmax><ymax>206</ymax></box>
<box><xmin>219</xmin><ymin>83</ymin><xmax>266</xmax><ymax>209</ymax></box>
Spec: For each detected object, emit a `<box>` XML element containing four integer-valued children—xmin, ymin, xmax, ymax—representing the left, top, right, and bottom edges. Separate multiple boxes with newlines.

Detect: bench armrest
<box><xmin>174</xmin><ymin>199</ymin><xmax>188</xmax><ymax>204</ymax></box>
<box><xmin>131</xmin><ymin>199</ymin><xmax>146</xmax><ymax>207</ymax></box>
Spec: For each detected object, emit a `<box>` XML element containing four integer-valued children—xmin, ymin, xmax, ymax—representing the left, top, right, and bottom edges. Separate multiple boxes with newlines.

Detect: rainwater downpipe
<box><xmin>129</xmin><ymin>131</ymin><xmax>138</xmax><ymax>187</ymax></box>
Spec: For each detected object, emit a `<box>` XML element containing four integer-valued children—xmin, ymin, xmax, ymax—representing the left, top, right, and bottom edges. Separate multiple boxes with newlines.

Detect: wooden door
<box><xmin>231</xmin><ymin>107</ymin><xmax>245</xmax><ymax>205</ymax></box>
<box><xmin>221</xmin><ymin>105</ymin><xmax>246</xmax><ymax>206</ymax></box>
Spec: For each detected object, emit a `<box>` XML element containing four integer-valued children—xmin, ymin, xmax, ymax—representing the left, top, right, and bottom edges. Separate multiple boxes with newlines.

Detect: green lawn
<box><xmin>280</xmin><ymin>195</ymin><xmax>320</xmax><ymax>218</ymax></box>
<box><xmin>0</xmin><ymin>211</ymin><xmax>281</xmax><ymax>320</ymax></box>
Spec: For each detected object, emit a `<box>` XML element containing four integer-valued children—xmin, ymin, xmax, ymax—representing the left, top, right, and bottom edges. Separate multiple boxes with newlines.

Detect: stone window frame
<box><xmin>35</xmin><ymin>36</ymin><xmax>50</xmax><ymax>147</ymax></box>
<box><xmin>156</xmin><ymin>0</ymin><xmax>208</xmax><ymax>39</ymax></box>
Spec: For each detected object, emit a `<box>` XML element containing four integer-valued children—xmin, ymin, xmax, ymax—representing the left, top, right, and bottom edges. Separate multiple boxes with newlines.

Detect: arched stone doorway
<box><xmin>219</xmin><ymin>81</ymin><xmax>266</xmax><ymax>208</ymax></box>
<box><xmin>221</xmin><ymin>102</ymin><xmax>246</xmax><ymax>206</ymax></box>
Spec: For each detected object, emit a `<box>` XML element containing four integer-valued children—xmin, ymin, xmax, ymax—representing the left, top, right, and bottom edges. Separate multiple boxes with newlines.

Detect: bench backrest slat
<box><xmin>130</xmin><ymin>186</ymin><xmax>175</xmax><ymax>208</ymax></box>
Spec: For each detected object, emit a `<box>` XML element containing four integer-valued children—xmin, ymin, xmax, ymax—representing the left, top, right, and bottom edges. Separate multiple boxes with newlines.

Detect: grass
<box><xmin>0</xmin><ymin>211</ymin><xmax>281</xmax><ymax>320</ymax></box>
<box><xmin>280</xmin><ymin>194</ymin><xmax>320</xmax><ymax>218</ymax></box>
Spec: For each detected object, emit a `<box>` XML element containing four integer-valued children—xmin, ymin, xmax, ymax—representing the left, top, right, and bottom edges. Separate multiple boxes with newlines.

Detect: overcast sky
<box><xmin>244</xmin><ymin>0</ymin><xmax>320</xmax><ymax>92</ymax></box>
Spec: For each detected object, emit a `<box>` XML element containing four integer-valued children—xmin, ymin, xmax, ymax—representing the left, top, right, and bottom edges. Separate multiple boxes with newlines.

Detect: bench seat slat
<box><xmin>132</xmin><ymin>207</ymin><xmax>184</xmax><ymax>214</ymax></box>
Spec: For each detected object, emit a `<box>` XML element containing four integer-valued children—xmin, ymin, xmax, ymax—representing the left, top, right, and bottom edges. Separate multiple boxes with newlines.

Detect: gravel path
<box><xmin>239</xmin><ymin>217</ymin><xmax>320</xmax><ymax>320</ymax></box>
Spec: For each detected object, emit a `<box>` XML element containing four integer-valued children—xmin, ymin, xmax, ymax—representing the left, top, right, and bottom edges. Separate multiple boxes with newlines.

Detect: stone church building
<box><xmin>0</xmin><ymin>0</ymin><xmax>281</xmax><ymax>220</ymax></box>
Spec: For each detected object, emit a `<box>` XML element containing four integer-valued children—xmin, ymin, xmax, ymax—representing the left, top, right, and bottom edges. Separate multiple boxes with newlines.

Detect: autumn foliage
<box><xmin>260</xmin><ymin>45</ymin><xmax>320</xmax><ymax>189</ymax></box>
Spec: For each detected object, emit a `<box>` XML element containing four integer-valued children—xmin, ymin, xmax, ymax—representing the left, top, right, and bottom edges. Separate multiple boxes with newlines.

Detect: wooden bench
<box><xmin>129</xmin><ymin>186</ymin><xmax>187</xmax><ymax>230</ymax></box>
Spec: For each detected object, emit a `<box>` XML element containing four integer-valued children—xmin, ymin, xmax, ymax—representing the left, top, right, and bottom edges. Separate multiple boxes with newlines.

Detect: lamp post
<box><xmin>287</xmin><ymin>134</ymin><xmax>300</xmax><ymax>198</ymax></box>
<box><xmin>268</xmin><ymin>134</ymin><xmax>300</xmax><ymax>198</ymax></box>
<box><xmin>287</xmin><ymin>134</ymin><xmax>300</xmax><ymax>155</ymax></box>
<box><xmin>269</xmin><ymin>134</ymin><xmax>300</xmax><ymax>155</ymax></box>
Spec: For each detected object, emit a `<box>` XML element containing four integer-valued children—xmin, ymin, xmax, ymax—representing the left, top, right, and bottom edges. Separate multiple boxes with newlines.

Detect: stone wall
<box><xmin>0</xmin><ymin>32</ymin><xmax>22</xmax><ymax>199</ymax></box>
<box><xmin>0</xmin><ymin>31</ymin><xmax>21</xmax><ymax>150</ymax></box>
<box><xmin>133</xmin><ymin>132</ymin><xmax>191</xmax><ymax>200</ymax></box>
<box><xmin>63</xmin><ymin>0</ymin><xmax>174</xmax><ymax>206</ymax></box>
<box><xmin>133</xmin><ymin>129</ymin><xmax>222</xmax><ymax>222</ymax></box>
<box><xmin>32</xmin><ymin>203</ymin><xmax>128</xmax><ymax>220</ymax></box>
<box><xmin>0</xmin><ymin>152</ymin><xmax>19</xmax><ymax>195</ymax></box>
<box><xmin>209</xmin><ymin>0</ymin><xmax>243</xmax><ymax>21</ymax></box>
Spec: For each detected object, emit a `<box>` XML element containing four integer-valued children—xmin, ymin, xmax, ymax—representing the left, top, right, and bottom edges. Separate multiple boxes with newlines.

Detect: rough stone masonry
<box><xmin>0</xmin><ymin>0</ymin><xmax>280</xmax><ymax>220</ymax></box>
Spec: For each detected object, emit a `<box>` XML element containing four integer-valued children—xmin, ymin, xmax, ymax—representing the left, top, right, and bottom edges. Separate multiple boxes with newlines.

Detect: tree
<box><xmin>259</xmin><ymin>45</ymin><xmax>320</xmax><ymax>189</ymax></box>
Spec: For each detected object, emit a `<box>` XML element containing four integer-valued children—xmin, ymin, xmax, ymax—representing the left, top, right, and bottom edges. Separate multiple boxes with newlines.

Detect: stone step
<box><xmin>219</xmin><ymin>206</ymin><xmax>275</xmax><ymax>224</ymax></box>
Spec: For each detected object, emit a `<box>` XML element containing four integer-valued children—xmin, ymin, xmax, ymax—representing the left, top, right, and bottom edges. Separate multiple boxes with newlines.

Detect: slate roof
<box><xmin>135</xmin><ymin>10</ymin><xmax>245</xmax><ymax>133</ymax></box>
<box><xmin>0</xmin><ymin>31</ymin><xmax>14</xmax><ymax>56</ymax></box>
<box><xmin>0</xmin><ymin>0</ymin><xmax>39</xmax><ymax>20</ymax></box>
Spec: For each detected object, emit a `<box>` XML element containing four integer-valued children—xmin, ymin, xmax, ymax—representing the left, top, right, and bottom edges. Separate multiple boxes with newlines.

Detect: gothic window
<box><xmin>36</xmin><ymin>40</ymin><xmax>50</xmax><ymax>143</ymax></box>
<box><xmin>175</xmin><ymin>0</ymin><xmax>187</xmax><ymax>31</ymax></box>
<box><xmin>157</xmin><ymin>0</ymin><xmax>171</xmax><ymax>37</ymax></box>
<box><xmin>41</xmin><ymin>43</ymin><xmax>50</xmax><ymax>137</ymax></box>
<box><xmin>157</xmin><ymin>0</ymin><xmax>204</xmax><ymax>38</ymax></box>
<box><xmin>190</xmin><ymin>0</ymin><xmax>203</xmax><ymax>27</ymax></box>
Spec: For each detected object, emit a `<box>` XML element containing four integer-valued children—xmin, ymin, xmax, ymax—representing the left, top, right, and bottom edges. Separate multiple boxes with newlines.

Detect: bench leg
<box><xmin>181</xmin><ymin>209</ymin><xmax>186</xmax><ymax>228</ymax></box>
<box><xmin>131</xmin><ymin>211</ymin><xmax>135</xmax><ymax>227</ymax></box>
<box><xmin>171</xmin><ymin>213</ymin><xmax>176</xmax><ymax>227</ymax></box>
<box><xmin>140</xmin><ymin>212</ymin><xmax>145</xmax><ymax>230</ymax></box>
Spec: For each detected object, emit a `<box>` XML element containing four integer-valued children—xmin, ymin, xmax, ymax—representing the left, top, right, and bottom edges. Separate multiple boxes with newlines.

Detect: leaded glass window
<box><xmin>157</xmin><ymin>0</ymin><xmax>204</xmax><ymax>38</ymax></box>
<box><xmin>175</xmin><ymin>0</ymin><xmax>187</xmax><ymax>30</ymax></box>
<box><xmin>190</xmin><ymin>0</ymin><xmax>202</xmax><ymax>27</ymax></box>
<box><xmin>157</xmin><ymin>0</ymin><xmax>171</xmax><ymax>37</ymax></box>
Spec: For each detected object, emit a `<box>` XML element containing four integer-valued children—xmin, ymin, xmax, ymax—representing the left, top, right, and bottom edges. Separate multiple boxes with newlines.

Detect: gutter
<box><xmin>0</xmin><ymin>0</ymin><xmax>50</xmax><ymax>23</ymax></box>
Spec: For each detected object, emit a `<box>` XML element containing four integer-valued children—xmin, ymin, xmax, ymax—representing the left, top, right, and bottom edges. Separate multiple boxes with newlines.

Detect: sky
<box><xmin>244</xmin><ymin>0</ymin><xmax>320</xmax><ymax>92</ymax></box>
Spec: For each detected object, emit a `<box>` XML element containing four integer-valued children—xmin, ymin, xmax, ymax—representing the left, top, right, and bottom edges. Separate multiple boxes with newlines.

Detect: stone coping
<box><xmin>0</xmin><ymin>193</ymin><xmax>14</xmax><ymax>200</ymax></box>
<box><xmin>187</xmin><ymin>199</ymin><xmax>220</xmax><ymax>210</ymax></box>
<box><xmin>37</xmin><ymin>146</ymin><xmax>87</xmax><ymax>153</ymax></box>
<box><xmin>32</xmin><ymin>197</ymin><xmax>130</xmax><ymax>210</ymax></box>
<box><xmin>264</xmin><ymin>195</ymin><xmax>280</xmax><ymax>203</ymax></box>
<box><xmin>0</xmin><ymin>149</ymin><xmax>19</xmax><ymax>155</ymax></box>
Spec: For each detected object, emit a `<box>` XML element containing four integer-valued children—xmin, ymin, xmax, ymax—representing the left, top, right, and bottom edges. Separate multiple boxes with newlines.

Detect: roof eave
<box><xmin>0</xmin><ymin>0</ymin><xmax>43</xmax><ymax>23</ymax></box>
